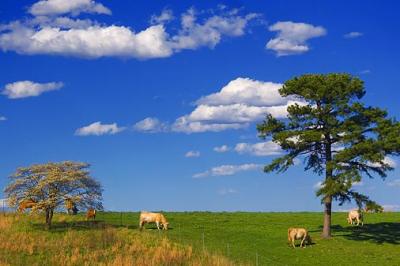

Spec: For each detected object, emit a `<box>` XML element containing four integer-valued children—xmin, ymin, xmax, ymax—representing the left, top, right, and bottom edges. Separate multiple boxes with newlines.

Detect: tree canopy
<box><xmin>5</xmin><ymin>161</ymin><xmax>103</xmax><ymax>227</ymax></box>
<box><xmin>257</xmin><ymin>73</ymin><xmax>400</xmax><ymax>237</ymax></box>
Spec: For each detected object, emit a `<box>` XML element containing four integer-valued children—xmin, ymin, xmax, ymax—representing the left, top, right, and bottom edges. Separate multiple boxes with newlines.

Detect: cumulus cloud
<box><xmin>214</xmin><ymin>145</ymin><xmax>230</xmax><ymax>153</ymax></box>
<box><xmin>133</xmin><ymin>117</ymin><xmax>167</xmax><ymax>133</ymax></box>
<box><xmin>75</xmin><ymin>121</ymin><xmax>125</xmax><ymax>136</ymax></box>
<box><xmin>344</xmin><ymin>31</ymin><xmax>363</xmax><ymax>39</ymax></box>
<box><xmin>29</xmin><ymin>0</ymin><xmax>111</xmax><ymax>16</ymax></box>
<box><xmin>234</xmin><ymin>141</ymin><xmax>282</xmax><ymax>156</ymax></box>
<box><xmin>136</xmin><ymin>77</ymin><xmax>306</xmax><ymax>133</ymax></box>
<box><xmin>0</xmin><ymin>116</ymin><xmax>6</xmax><ymax>121</ymax></box>
<box><xmin>0</xmin><ymin>6</ymin><xmax>256</xmax><ymax>59</ymax></box>
<box><xmin>266</xmin><ymin>21</ymin><xmax>326</xmax><ymax>56</ymax></box>
<box><xmin>2</xmin><ymin>80</ymin><xmax>63</xmax><ymax>99</ymax></box>
<box><xmin>185</xmin><ymin>150</ymin><xmax>200</xmax><ymax>158</ymax></box>
<box><xmin>197</xmin><ymin>78</ymin><xmax>285</xmax><ymax>106</ymax></box>
<box><xmin>170</xmin><ymin>8</ymin><xmax>259</xmax><ymax>51</ymax></box>
<box><xmin>193</xmin><ymin>163</ymin><xmax>261</xmax><ymax>178</ymax></box>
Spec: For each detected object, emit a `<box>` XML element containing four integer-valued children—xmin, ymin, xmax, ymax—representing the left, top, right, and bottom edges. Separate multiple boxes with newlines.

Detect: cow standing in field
<box><xmin>86</xmin><ymin>209</ymin><xmax>96</xmax><ymax>221</ymax></box>
<box><xmin>17</xmin><ymin>199</ymin><xmax>37</xmax><ymax>213</ymax></box>
<box><xmin>139</xmin><ymin>211</ymin><xmax>169</xmax><ymax>230</ymax></box>
<box><xmin>347</xmin><ymin>210</ymin><xmax>363</xmax><ymax>226</ymax></box>
<box><xmin>288</xmin><ymin>228</ymin><xmax>312</xmax><ymax>248</ymax></box>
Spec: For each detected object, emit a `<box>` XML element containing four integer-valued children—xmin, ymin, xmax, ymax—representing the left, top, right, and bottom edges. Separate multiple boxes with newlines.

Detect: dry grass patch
<box><xmin>0</xmin><ymin>214</ymin><xmax>237</xmax><ymax>266</ymax></box>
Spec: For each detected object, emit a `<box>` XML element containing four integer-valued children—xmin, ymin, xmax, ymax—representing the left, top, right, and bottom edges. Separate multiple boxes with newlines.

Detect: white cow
<box><xmin>347</xmin><ymin>210</ymin><xmax>363</xmax><ymax>226</ymax></box>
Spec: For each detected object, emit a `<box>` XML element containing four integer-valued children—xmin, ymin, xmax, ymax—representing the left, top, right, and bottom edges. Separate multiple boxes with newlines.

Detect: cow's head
<box><xmin>163</xmin><ymin>222</ymin><xmax>169</xmax><ymax>230</ymax></box>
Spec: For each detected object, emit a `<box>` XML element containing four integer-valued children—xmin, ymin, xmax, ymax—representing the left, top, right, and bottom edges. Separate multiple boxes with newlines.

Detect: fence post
<box><xmin>120</xmin><ymin>212</ymin><xmax>122</xmax><ymax>226</ymax></box>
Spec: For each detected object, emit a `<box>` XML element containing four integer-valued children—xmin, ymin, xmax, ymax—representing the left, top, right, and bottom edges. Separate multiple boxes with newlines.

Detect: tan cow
<box><xmin>17</xmin><ymin>199</ymin><xmax>37</xmax><ymax>213</ymax></box>
<box><xmin>86</xmin><ymin>209</ymin><xmax>96</xmax><ymax>221</ymax></box>
<box><xmin>347</xmin><ymin>210</ymin><xmax>363</xmax><ymax>226</ymax></box>
<box><xmin>288</xmin><ymin>227</ymin><xmax>312</xmax><ymax>248</ymax></box>
<box><xmin>139</xmin><ymin>211</ymin><xmax>169</xmax><ymax>230</ymax></box>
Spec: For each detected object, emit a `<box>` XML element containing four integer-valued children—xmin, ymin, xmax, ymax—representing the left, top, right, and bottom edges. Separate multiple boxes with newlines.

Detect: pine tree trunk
<box><xmin>322</xmin><ymin>195</ymin><xmax>332</xmax><ymax>238</ymax></box>
<box><xmin>323</xmin><ymin>133</ymin><xmax>333</xmax><ymax>238</ymax></box>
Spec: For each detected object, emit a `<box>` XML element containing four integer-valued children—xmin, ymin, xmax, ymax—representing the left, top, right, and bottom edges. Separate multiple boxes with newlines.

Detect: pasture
<box><xmin>0</xmin><ymin>212</ymin><xmax>399</xmax><ymax>265</ymax></box>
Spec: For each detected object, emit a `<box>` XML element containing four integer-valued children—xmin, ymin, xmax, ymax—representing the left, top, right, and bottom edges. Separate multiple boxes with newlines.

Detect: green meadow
<box><xmin>1</xmin><ymin>211</ymin><xmax>399</xmax><ymax>265</ymax></box>
<box><xmin>101</xmin><ymin>211</ymin><xmax>400</xmax><ymax>265</ymax></box>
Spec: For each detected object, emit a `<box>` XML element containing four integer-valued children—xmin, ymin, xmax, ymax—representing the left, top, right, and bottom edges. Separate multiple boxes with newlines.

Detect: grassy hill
<box><xmin>1</xmin><ymin>211</ymin><xmax>399</xmax><ymax>265</ymax></box>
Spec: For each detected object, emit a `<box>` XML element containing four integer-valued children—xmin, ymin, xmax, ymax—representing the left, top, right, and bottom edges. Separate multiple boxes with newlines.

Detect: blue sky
<box><xmin>0</xmin><ymin>0</ymin><xmax>399</xmax><ymax>212</ymax></box>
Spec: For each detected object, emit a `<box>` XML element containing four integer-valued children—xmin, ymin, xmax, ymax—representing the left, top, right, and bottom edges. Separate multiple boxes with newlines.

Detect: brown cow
<box><xmin>17</xmin><ymin>199</ymin><xmax>37</xmax><ymax>213</ymax></box>
<box><xmin>288</xmin><ymin>227</ymin><xmax>312</xmax><ymax>248</ymax></box>
<box><xmin>139</xmin><ymin>211</ymin><xmax>169</xmax><ymax>230</ymax></box>
<box><xmin>86</xmin><ymin>209</ymin><xmax>96</xmax><ymax>220</ymax></box>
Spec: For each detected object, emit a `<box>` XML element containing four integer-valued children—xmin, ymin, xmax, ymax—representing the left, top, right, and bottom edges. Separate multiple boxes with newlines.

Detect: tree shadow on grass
<box><xmin>314</xmin><ymin>223</ymin><xmax>400</xmax><ymax>245</ymax></box>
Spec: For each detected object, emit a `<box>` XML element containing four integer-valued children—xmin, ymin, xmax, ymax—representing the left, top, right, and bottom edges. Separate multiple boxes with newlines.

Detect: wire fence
<box><xmin>97</xmin><ymin>212</ymin><xmax>280</xmax><ymax>265</ymax></box>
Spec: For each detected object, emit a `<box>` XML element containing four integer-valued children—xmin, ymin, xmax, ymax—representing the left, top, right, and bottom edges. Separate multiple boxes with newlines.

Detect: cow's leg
<box><xmin>292</xmin><ymin>239</ymin><xmax>296</xmax><ymax>248</ymax></box>
<box><xmin>139</xmin><ymin>221</ymin><xmax>144</xmax><ymax>230</ymax></box>
<box><xmin>156</xmin><ymin>221</ymin><xmax>160</xmax><ymax>230</ymax></box>
<box><xmin>301</xmin><ymin>237</ymin><xmax>306</xmax><ymax>248</ymax></box>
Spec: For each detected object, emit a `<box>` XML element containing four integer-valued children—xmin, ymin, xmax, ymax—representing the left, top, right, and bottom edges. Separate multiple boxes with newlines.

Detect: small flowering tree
<box><xmin>5</xmin><ymin>161</ymin><xmax>103</xmax><ymax>228</ymax></box>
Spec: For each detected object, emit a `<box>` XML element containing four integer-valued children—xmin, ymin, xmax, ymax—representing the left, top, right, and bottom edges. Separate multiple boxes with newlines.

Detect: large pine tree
<box><xmin>257</xmin><ymin>73</ymin><xmax>400</xmax><ymax>238</ymax></box>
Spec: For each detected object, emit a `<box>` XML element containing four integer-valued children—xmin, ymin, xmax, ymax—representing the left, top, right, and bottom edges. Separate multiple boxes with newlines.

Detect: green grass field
<box><xmin>97</xmin><ymin>211</ymin><xmax>400</xmax><ymax>265</ymax></box>
<box><xmin>1</xmin><ymin>211</ymin><xmax>399</xmax><ymax>265</ymax></box>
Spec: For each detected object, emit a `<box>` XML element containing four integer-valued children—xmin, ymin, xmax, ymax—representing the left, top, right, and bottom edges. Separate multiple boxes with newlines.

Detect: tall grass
<box><xmin>0</xmin><ymin>214</ymin><xmax>237</xmax><ymax>266</ymax></box>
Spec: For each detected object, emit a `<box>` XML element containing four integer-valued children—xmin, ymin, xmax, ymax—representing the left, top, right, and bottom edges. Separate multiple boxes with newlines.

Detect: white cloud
<box><xmin>234</xmin><ymin>141</ymin><xmax>282</xmax><ymax>156</ymax></box>
<box><xmin>150</xmin><ymin>9</ymin><xmax>174</xmax><ymax>25</ymax></box>
<box><xmin>172</xmin><ymin>116</ymin><xmax>247</xmax><ymax>133</ymax></box>
<box><xmin>197</xmin><ymin>77</ymin><xmax>286</xmax><ymax>106</ymax></box>
<box><xmin>0</xmin><ymin>7</ymin><xmax>256</xmax><ymax>59</ymax></box>
<box><xmin>29</xmin><ymin>0</ymin><xmax>112</xmax><ymax>16</ymax></box>
<box><xmin>344</xmin><ymin>32</ymin><xmax>363</xmax><ymax>39</ymax></box>
<box><xmin>193</xmin><ymin>163</ymin><xmax>261</xmax><ymax>178</ymax></box>
<box><xmin>75</xmin><ymin>121</ymin><xmax>125</xmax><ymax>136</ymax></box>
<box><xmin>266</xmin><ymin>21</ymin><xmax>326</xmax><ymax>56</ymax></box>
<box><xmin>214</xmin><ymin>145</ymin><xmax>230</xmax><ymax>153</ymax></box>
<box><xmin>169</xmin><ymin>78</ymin><xmax>305</xmax><ymax>133</ymax></box>
<box><xmin>171</xmin><ymin>8</ymin><xmax>259</xmax><ymax>51</ymax></box>
<box><xmin>218</xmin><ymin>188</ymin><xmax>237</xmax><ymax>196</ymax></box>
<box><xmin>185</xmin><ymin>150</ymin><xmax>201</xmax><ymax>158</ymax></box>
<box><xmin>387</xmin><ymin>179</ymin><xmax>400</xmax><ymax>188</ymax></box>
<box><xmin>352</xmin><ymin>181</ymin><xmax>364</xmax><ymax>187</ymax></box>
<box><xmin>133</xmin><ymin>117</ymin><xmax>166</xmax><ymax>133</ymax></box>
<box><xmin>137</xmin><ymin>77</ymin><xmax>306</xmax><ymax>133</ymax></box>
<box><xmin>2</xmin><ymin>80</ymin><xmax>63</xmax><ymax>99</ymax></box>
<box><xmin>0</xmin><ymin>116</ymin><xmax>6</xmax><ymax>121</ymax></box>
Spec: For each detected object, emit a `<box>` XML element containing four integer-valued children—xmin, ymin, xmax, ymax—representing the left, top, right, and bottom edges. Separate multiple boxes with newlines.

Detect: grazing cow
<box><xmin>288</xmin><ymin>227</ymin><xmax>312</xmax><ymax>248</ymax></box>
<box><xmin>347</xmin><ymin>210</ymin><xmax>363</xmax><ymax>226</ymax></box>
<box><xmin>139</xmin><ymin>211</ymin><xmax>169</xmax><ymax>230</ymax></box>
<box><xmin>86</xmin><ymin>209</ymin><xmax>96</xmax><ymax>221</ymax></box>
<box><xmin>17</xmin><ymin>199</ymin><xmax>37</xmax><ymax>213</ymax></box>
